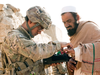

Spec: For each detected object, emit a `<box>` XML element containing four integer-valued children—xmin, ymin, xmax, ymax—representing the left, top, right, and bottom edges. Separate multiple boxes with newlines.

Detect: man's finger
<box><xmin>68</xmin><ymin>66</ymin><xmax>74</xmax><ymax>72</ymax></box>
<box><xmin>68</xmin><ymin>62</ymin><xmax>75</xmax><ymax>72</ymax></box>
<box><xmin>68</xmin><ymin>61</ymin><xmax>76</xmax><ymax>70</ymax></box>
<box><xmin>66</xmin><ymin>43</ymin><xmax>73</xmax><ymax>48</ymax></box>
<box><xmin>69</xmin><ymin>58</ymin><xmax>77</xmax><ymax>64</ymax></box>
<box><xmin>64</xmin><ymin>49</ymin><xmax>75</xmax><ymax>54</ymax></box>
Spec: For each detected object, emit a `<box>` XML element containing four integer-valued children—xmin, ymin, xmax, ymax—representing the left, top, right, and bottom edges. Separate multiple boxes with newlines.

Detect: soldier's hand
<box><xmin>68</xmin><ymin>57</ymin><xmax>77</xmax><ymax>72</ymax></box>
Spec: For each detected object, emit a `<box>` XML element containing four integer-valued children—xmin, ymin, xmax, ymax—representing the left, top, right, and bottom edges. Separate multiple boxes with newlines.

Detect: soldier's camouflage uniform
<box><xmin>1</xmin><ymin>25</ymin><xmax>61</xmax><ymax>75</ymax></box>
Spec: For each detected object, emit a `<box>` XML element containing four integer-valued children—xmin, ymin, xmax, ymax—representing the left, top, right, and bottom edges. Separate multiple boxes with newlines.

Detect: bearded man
<box><xmin>61</xmin><ymin>6</ymin><xmax>100</xmax><ymax>75</ymax></box>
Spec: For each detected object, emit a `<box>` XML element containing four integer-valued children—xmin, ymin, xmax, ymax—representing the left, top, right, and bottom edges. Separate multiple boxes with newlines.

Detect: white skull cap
<box><xmin>61</xmin><ymin>6</ymin><xmax>77</xmax><ymax>14</ymax></box>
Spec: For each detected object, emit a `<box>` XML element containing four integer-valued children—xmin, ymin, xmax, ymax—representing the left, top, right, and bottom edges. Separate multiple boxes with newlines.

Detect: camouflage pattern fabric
<box><xmin>45</xmin><ymin>63</ymin><xmax>69</xmax><ymax>75</ymax></box>
<box><xmin>26</xmin><ymin>6</ymin><xmax>51</xmax><ymax>29</ymax></box>
<box><xmin>57</xmin><ymin>63</ymin><xmax>69</xmax><ymax>75</ymax></box>
<box><xmin>2</xmin><ymin>26</ymin><xmax>61</xmax><ymax>75</ymax></box>
<box><xmin>0</xmin><ymin>44</ymin><xmax>3</xmax><ymax>74</ymax></box>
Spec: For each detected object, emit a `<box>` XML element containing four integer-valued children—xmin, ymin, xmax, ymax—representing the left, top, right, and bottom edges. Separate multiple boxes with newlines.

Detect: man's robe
<box><xmin>70</xmin><ymin>21</ymin><xmax>100</xmax><ymax>75</ymax></box>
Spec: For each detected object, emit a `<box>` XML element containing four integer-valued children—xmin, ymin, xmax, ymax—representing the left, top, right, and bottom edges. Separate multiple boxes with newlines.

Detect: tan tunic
<box><xmin>70</xmin><ymin>21</ymin><xmax>100</xmax><ymax>75</ymax></box>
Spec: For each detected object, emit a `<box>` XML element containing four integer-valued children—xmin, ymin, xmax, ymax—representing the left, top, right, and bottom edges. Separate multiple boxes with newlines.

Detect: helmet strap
<box><xmin>26</xmin><ymin>21</ymin><xmax>40</xmax><ymax>38</ymax></box>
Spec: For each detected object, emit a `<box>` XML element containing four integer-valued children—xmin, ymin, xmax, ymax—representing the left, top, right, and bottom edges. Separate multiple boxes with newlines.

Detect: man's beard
<box><xmin>66</xmin><ymin>22</ymin><xmax>79</xmax><ymax>36</ymax></box>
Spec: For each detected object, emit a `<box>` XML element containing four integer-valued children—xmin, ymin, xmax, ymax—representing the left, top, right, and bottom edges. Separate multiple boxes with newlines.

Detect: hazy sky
<box><xmin>1</xmin><ymin>0</ymin><xmax>100</xmax><ymax>42</ymax></box>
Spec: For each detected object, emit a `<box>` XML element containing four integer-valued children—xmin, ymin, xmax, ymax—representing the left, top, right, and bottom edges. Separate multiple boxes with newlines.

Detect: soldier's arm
<box><xmin>16</xmin><ymin>34</ymin><xmax>62</xmax><ymax>62</ymax></box>
<box><xmin>4</xmin><ymin>32</ymin><xmax>69</xmax><ymax>62</ymax></box>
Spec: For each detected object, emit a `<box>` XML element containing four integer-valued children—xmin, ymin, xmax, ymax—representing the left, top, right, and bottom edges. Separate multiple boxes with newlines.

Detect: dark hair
<box><xmin>25</xmin><ymin>16</ymin><xmax>29</xmax><ymax>22</ymax></box>
<box><xmin>61</xmin><ymin>12</ymin><xmax>78</xmax><ymax>21</ymax></box>
<box><xmin>70</xmin><ymin>12</ymin><xmax>77</xmax><ymax>21</ymax></box>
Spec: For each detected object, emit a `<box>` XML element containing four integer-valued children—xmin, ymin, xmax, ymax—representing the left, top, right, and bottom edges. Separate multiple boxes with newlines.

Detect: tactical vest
<box><xmin>0</xmin><ymin>49</ymin><xmax>45</xmax><ymax>75</ymax></box>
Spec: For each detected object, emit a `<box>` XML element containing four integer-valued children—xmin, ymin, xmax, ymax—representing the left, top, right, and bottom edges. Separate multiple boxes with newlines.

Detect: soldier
<box><xmin>1</xmin><ymin>6</ymin><xmax>70</xmax><ymax>75</ymax></box>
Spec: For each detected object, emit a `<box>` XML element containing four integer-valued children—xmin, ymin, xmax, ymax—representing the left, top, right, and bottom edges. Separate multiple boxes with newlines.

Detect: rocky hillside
<box><xmin>0</xmin><ymin>4</ymin><xmax>25</xmax><ymax>43</ymax></box>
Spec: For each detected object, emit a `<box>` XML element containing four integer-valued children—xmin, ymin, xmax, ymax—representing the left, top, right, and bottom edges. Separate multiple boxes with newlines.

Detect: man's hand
<box><xmin>68</xmin><ymin>57</ymin><xmax>77</xmax><ymax>72</ymax></box>
<box><xmin>60</xmin><ymin>42</ymin><xmax>73</xmax><ymax>49</ymax></box>
<box><xmin>62</xmin><ymin>43</ymin><xmax>75</xmax><ymax>55</ymax></box>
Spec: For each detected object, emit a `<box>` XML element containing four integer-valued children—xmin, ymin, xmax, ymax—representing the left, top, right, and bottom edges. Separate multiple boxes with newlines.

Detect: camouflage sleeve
<box><xmin>14</xmin><ymin>34</ymin><xmax>61</xmax><ymax>62</ymax></box>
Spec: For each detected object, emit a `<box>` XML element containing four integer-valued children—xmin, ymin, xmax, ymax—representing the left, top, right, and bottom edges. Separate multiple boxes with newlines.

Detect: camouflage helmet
<box><xmin>26</xmin><ymin>6</ymin><xmax>51</xmax><ymax>29</ymax></box>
